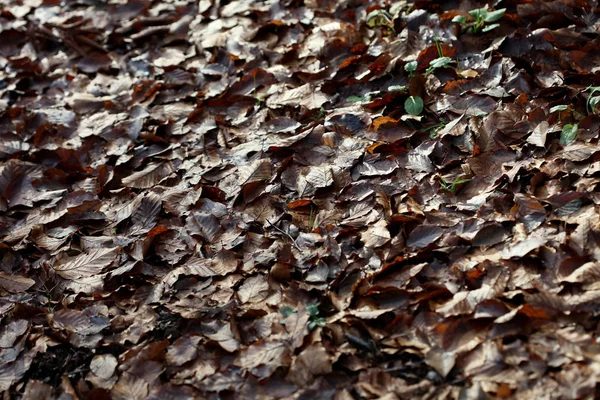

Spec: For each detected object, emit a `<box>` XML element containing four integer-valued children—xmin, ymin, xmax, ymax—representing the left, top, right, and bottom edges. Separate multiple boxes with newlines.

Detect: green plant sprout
<box><xmin>426</xmin><ymin>39</ymin><xmax>454</xmax><ymax>75</ymax></box>
<box><xmin>405</xmin><ymin>96</ymin><xmax>424</xmax><ymax>115</ymax></box>
<box><xmin>405</xmin><ymin>61</ymin><xmax>418</xmax><ymax>77</ymax></box>
<box><xmin>311</xmin><ymin>106</ymin><xmax>327</xmax><ymax>121</ymax></box>
<box><xmin>426</xmin><ymin>57</ymin><xmax>454</xmax><ymax>75</ymax></box>
<box><xmin>306</xmin><ymin>303</ymin><xmax>326</xmax><ymax>330</ymax></box>
<box><xmin>452</xmin><ymin>7</ymin><xmax>505</xmax><ymax>33</ymax></box>
<box><xmin>440</xmin><ymin>175</ymin><xmax>471</xmax><ymax>193</ymax></box>
<box><xmin>434</xmin><ymin>37</ymin><xmax>444</xmax><ymax>58</ymax></box>
<box><xmin>550</xmin><ymin>105</ymin><xmax>570</xmax><ymax>113</ymax></box>
<box><xmin>280</xmin><ymin>305</ymin><xmax>295</xmax><ymax>320</ymax></box>
<box><xmin>560</xmin><ymin>124</ymin><xmax>578</xmax><ymax>146</ymax></box>
<box><xmin>421</xmin><ymin>119</ymin><xmax>447</xmax><ymax>138</ymax></box>
<box><xmin>584</xmin><ymin>86</ymin><xmax>600</xmax><ymax>114</ymax></box>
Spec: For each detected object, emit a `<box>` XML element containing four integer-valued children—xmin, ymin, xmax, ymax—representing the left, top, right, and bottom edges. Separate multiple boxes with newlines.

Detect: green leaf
<box><xmin>589</xmin><ymin>96</ymin><xmax>600</xmax><ymax>110</ymax></box>
<box><xmin>405</xmin><ymin>96</ymin><xmax>424</xmax><ymax>116</ymax></box>
<box><xmin>404</xmin><ymin>61</ymin><xmax>418</xmax><ymax>72</ymax></box>
<box><xmin>484</xmin><ymin>8</ymin><xmax>506</xmax><ymax>22</ymax></box>
<box><xmin>560</xmin><ymin>124</ymin><xmax>578</xmax><ymax>146</ymax></box>
<box><xmin>481</xmin><ymin>23</ymin><xmax>500</xmax><ymax>32</ymax></box>
<box><xmin>452</xmin><ymin>15</ymin><xmax>467</xmax><ymax>24</ymax></box>
<box><xmin>366</xmin><ymin>9</ymin><xmax>393</xmax><ymax>28</ymax></box>
<box><xmin>468</xmin><ymin>7</ymin><xmax>487</xmax><ymax>20</ymax></box>
<box><xmin>429</xmin><ymin>57</ymin><xmax>453</xmax><ymax>69</ymax></box>
<box><xmin>550</xmin><ymin>105</ymin><xmax>569</xmax><ymax>113</ymax></box>
<box><xmin>346</xmin><ymin>96</ymin><xmax>365</xmax><ymax>103</ymax></box>
<box><xmin>306</xmin><ymin>303</ymin><xmax>320</xmax><ymax>317</ymax></box>
<box><xmin>280</xmin><ymin>305</ymin><xmax>295</xmax><ymax>318</ymax></box>
<box><xmin>586</xmin><ymin>86</ymin><xmax>600</xmax><ymax>113</ymax></box>
<box><xmin>388</xmin><ymin>85</ymin><xmax>407</xmax><ymax>92</ymax></box>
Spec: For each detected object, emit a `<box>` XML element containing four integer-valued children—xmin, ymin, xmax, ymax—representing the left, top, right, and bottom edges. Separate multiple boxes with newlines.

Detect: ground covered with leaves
<box><xmin>2</xmin><ymin>0</ymin><xmax>600</xmax><ymax>398</ymax></box>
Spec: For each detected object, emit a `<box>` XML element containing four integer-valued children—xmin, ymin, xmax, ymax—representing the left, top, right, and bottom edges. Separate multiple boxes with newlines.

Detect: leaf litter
<box><xmin>1</xmin><ymin>0</ymin><xmax>600</xmax><ymax>398</ymax></box>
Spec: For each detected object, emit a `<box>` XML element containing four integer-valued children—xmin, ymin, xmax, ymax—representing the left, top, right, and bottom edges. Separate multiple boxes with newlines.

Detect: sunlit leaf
<box><xmin>468</xmin><ymin>7</ymin><xmax>487</xmax><ymax>20</ymax></box>
<box><xmin>452</xmin><ymin>15</ymin><xmax>467</xmax><ymax>24</ymax></box>
<box><xmin>484</xmin><ymin>8</ymin><xmax>506</xmax><ymax>22</ymax></box>
<box><xmin>481</xmin><ymin>23</ymin><xmax>500</xmax><ymax>32</ymax></box>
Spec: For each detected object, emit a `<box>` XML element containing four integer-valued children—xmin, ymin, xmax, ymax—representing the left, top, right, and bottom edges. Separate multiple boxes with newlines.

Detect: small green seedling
<box><xmin>440</xmin><ymin>175</ymin><xmax>471</xmax><ymax>193</ymax></box>
<box><xmin>280</xmin><ymin>305</ymin><xmax>295</xmax><ymax>319</ymax></box>
<box><xmin>550</xmin><ymin>105</ymin><xmax>570</xmax><ymax>113</ymax></box>
<box><xmin>405</xmin><ymin>96</ymin><xmax>424</xmax><ymax>115</ymax></box>
<box><xmin>585</xmin><ymin>86</ymin><xmax>600</xmax><ymax>114</ymax></box>
<box><xmin>306</xmin><ymin>303</ymin><xmax>326</xmax><ymax>330</ymax></box>
<box><xmin>426</xmin><ymin>57</ymin><xmax>454</xmax><ymax>75</ymax></box>
<box><xmin>421</xmin><ymin>119</ymin><xmax>447</xmax><ymax>138</ymax></box>
<box><xmin>452</xmin><ymin>7</ymin><xmax>505</xmax><ymax>33</ymax></box>
<box><xmin>560</xmin><ymin>123</ymin><xmax>578</xmax><ymax>146</ymax></box>
<box><xmin>405</xmin><ymin>61</ymin><xmax>418</xmax><ymax>78</ymax></box>
<box><xmin>311</xmin><ymin>106</ymin><xmax>327</xmax><ymax>121</ymax></box>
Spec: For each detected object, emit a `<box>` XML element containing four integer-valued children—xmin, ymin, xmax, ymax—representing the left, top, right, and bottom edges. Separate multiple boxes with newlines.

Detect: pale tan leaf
<box><xmin>206</xmin><ymin>324</ymin><xmax>239</xmax><ymax>352</ymax></box>
<box><xmin>122</xmin><ymin>162</ymin><xmax>174</xmax><ymax>189</ymax></box>
<box><xmin>267</xmin><ymin>84</ymin><xmax>329</xmax><ymax>109</ymax></box>
<box><xmin>53</xmin><ymin>248</ymin><xmax>119</xmax><ymax>280</ymax></box>
<box><xmin>304</xmin><ymin>165</ymin><xmax>334</xmax><ymax>189</ymax></box>
<box><xmin>500</xmin><ymin>237</ymin><xmax>546</xmax><ymax>259</ymax></box>
<box><xmin>238</xmin><ymin>274</ymin><xmax>269</xmax><ymax>304</ymax></box>
<box><xmin>283</xmin><ymin>310</ymin><xmax>310</xmax><ymax>350</ymax></box>
<box><xmin>527</xmin><ymin>121</ymin><xmax>549</xmax><ymax>147</ymax></box>
<box><xmin>554</xmin><ymin>143</ymin><xmax>599</xmax><ymax>162</ymax></box>
<box><xmin>287</xmin><ymin>343</ymin><xmax>332</xmax><ymax>386</ymax></box>
<box><xmin>361</xmin><ymin>219</ymin><xmax>391</xmax><ymax>248</ymax></box>
<box><xmin>237</xmin><ymin>159</ymin><xmax>271</xmax><ymax>186</ymax></box>
<box><xmin>235</xmin><ymin>340</ymin><xmax>289</xmax><ymax>379</ymax></box>
<box><xmin>436</xmin><ymin>270</ymin><xmax>508</xmax><ymax>317</ymax></box>
<box><xmin>0</xmin><ymin>273</ymin><xmax>35</xmax><ymax>294</ymax></box>
<box><xmin>561</xmin><ymin>262</ymin><xmax>600</xmax><ymax>283</ymax></box>
<box><xmin>426</xmin><ymin>347</ymin><xmax>456</xmax><ymax>378</ymax></box>
<box><xmin>166</xmin><ymin>336</ymin><xmax>201</xmax><ymax>367</ymax></box>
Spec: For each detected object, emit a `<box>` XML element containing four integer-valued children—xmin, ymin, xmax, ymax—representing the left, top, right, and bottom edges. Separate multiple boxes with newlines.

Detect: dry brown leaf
<box><xmin>53</xmin><ymin>248</ymin><xmax>119</xmax><ymax>280</ymax></box>
<box><xmin>238</xmin><ymin>275</ymin><xmax>270</xmax><ymax>304</ymax></box>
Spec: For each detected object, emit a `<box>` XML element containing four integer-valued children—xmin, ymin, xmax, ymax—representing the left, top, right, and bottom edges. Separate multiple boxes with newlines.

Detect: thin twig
<box><xmin>267</xmin><ymin>220</ymin><xmax>302</xmax><ymax>250</ymax></box>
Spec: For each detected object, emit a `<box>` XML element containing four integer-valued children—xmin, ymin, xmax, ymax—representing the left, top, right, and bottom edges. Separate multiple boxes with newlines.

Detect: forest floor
<box><xmin>1</xmin><ymin>0</ymin><xmax>600</xmax><ymax>399</ymax></box>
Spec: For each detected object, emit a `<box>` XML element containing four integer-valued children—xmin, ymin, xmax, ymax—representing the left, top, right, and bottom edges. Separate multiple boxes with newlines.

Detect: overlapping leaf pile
<box><xmin>1</xmin><ymin>0</ymin><xmax>600</xmax><ymax>398</ymax></box>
